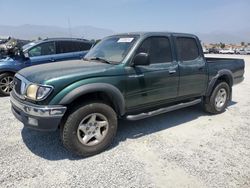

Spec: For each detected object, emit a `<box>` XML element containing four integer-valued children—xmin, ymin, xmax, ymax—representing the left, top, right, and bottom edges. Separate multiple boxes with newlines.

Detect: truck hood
<box><xmin>18</xmin><ymin>59</ymin><xmax>123</xmax><ymax>85</ymax></box>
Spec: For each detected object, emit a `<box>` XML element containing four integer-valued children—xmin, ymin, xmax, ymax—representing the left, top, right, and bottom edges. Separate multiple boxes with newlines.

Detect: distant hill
<box><xmin>0</xmin><ymin>24</ymin><xmax>249</xmax><ymax>43</ymax></box>
<box><xmin>196</xmin><ymin>30</ymin><xmax>250</xmax><ymax>44</ymax></box>
<box><xmin>0</xmin><ymin>24</ymin><xmax>114</xmax><ymax>40</ymax></box>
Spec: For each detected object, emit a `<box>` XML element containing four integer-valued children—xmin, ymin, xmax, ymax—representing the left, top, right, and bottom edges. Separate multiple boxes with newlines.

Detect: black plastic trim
<box><xmin>59</xmin><ymin>83</ymin><xmax>125</xmax><ymax>115</ymax></box>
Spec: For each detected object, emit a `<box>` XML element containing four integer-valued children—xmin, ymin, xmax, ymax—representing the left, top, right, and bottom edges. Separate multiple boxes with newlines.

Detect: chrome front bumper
<box><xmin>10</xmin><ymin>92</ymin><xmax>67</xmax><ymax>131</ymax></box>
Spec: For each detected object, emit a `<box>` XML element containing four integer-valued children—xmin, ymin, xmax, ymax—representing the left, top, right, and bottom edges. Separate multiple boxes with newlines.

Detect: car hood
<box><xmin>0</xmin><ymin>57</ymin><xmax>15</xmax><ymax>63</ymax></box>
<box><xmin>18</xmin><ymin>59</ymin><xmax>123</xmax><ymax>85</ymax></box>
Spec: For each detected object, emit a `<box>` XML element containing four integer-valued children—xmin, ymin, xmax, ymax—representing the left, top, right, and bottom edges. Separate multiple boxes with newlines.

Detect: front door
<box><xmin>28</xmin><ymin>41</ymin><xmax>57</xmax><ymax>65</ymax></box>
<box><xmin>125</xmin><ymin>36</ymin><xmax>179</xmax><ymax>112</ymax></box>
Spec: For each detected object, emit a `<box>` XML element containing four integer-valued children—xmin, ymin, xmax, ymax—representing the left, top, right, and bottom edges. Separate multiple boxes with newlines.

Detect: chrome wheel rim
<box><xmin>215</xmin><ymin>88</ymin><xmax>227</xmax><ymax>108</ymax></box>
<box><xmin>0</xmin><ymin>76</ymin><xmax>13</xmax><ymax>94</ymax></box>
<box><xmin>77</xmin><ymin>113</ymin><xmax>109</xmax><ymax>146</ymax></box>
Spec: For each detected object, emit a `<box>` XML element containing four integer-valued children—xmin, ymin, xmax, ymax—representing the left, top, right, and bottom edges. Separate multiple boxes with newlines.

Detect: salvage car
<box><xmin>0</xmin><ymin>38</ymin><xmax>93</xmax><ymax>95</ymax></box>
<box><xmin>219</xmin><ymin>48</ymin><xmax>234</xmax><ymax>54</ymax></box>
<box><xmin>10</xmin><ymin>32</ymin><xmax>245</xmax><ymax>156</ymax></box>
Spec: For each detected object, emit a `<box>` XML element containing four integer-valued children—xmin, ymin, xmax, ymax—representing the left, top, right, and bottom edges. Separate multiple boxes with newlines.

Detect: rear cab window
<box><xmin>176</xmin><ymin>37</ymin><xmax>200</xmax><ymax>61</ymax></box>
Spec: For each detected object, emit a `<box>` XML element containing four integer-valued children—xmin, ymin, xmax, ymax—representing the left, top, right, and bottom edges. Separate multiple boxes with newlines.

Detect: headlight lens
<box><xmin>37</xmin><ymin>86</ymin><xmax>52</xmax><ymax>100</ymax></box>
<box><xmin>26</xmin><ymin>84</ymin><xmax>39</xmax><ymax>100</ymax></box>
<box><xmin>26</xmin><ymin>84</ymin><xmax>52</xmax><ymax>100</ymax></box>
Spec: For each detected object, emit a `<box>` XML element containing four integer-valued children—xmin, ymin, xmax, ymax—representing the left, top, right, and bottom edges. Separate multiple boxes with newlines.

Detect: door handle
<box><xmin>169</xmin><ymin>70</ymin><xmax>176</xmax><ymax>74</ymax></box>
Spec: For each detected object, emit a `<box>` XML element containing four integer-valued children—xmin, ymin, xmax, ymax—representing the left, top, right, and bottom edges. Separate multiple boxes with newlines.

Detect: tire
<box><xmin>61</xmin><ymin>102</ymin><xmax>117</xmax><ymax>157</ymax></box>
<box><xmin>203</xmin><ymin>82</ymin><xmax>230</xmax><ymax>114</ymax></box>
<box><xmin>0</xmin><ymin>73</ymin><xmax>14</xmax><ymax>96</ymax></box>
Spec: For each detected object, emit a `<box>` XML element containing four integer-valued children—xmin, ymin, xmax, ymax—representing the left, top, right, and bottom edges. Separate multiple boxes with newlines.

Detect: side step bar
<box><xmin>126</xmin><ymin>98</ymin><xmax>202</xmax><ymax>121</ymax></box>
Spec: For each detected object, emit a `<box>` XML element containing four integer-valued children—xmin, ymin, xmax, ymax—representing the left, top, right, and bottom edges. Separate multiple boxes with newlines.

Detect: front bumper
<box><xmin>10</xmin><ymin>92</ymin><xmax>67</xmax><ymax>131</ymax></box>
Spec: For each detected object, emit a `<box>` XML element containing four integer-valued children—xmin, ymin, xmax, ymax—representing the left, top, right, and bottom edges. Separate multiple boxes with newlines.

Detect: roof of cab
<box><xmin>111</xmin><ymin>31</ymin><xmax>198</xmax><ymax>38</ymax></box>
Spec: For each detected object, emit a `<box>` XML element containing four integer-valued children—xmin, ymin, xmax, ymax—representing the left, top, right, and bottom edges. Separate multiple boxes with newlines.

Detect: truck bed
<box><xmin>205</xmin><ymin>57</ymin><xmax>245</xmax><ymax>85</ymax></box>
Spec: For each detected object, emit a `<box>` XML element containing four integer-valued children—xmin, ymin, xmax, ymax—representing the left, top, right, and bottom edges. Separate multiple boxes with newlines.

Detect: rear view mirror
<box><xmin>133</xmin><ymin>53</ymin><xmax>150</xmax><ymax>66</ymax></box>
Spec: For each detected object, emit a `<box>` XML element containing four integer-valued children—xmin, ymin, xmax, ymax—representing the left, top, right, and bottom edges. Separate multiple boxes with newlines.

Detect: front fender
<box><xmin>57</xmin><ymin>83</ymin><xmax>126</xmax><ymax>115</ymax></box>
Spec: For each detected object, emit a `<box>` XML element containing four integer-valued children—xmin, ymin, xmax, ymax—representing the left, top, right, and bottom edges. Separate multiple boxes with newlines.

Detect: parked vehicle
<box><xmin>219</xmin><ymin>48</ymin><xmax>234</xmax><ymax>54</ymax></box>
<box><xmin>208</xmin><ymin>48</ymin><xmax>220</xmax><ymax>54</ymax></box>
<box><xmin>0</xmin><ymin>38</ymin><xmax>30</xmax><ymax>58</ymax></box>
<box><xmin>10</xmin><ymin>32</ymin><xmax>245</xmax><ymax>157</ymax></box>
<box><xmin>202</xmin><ymin>47</ymin><xmax>209</xmax><ymax>54</ymax></box>
<box><xmin>235</xmin><ymin>48</ymin><xmax>250</xmax><ymax>55</ymax></box>
<box><xmin>0</xmin><ymin>38</ymin><xmax>93</xmax><ymax>95</ymax></box>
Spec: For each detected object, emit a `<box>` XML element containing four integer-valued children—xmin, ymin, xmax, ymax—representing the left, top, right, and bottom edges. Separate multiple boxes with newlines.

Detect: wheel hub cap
<box><xmin>0</xmin><ymin>76</ymin><xmax>13</xmax><ymax>94</ymax></box>
<box><xmin>215</xmin><ymin>88</ymin><xmax>227</xmax><ymax>108</ymax></box>
<box><xmin>77</xmin><ymin>113</ymin><xmax>109</xmax><ymax>146</ymax></box>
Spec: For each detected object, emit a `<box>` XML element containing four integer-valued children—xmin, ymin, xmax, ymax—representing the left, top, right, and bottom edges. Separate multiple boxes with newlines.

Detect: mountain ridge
<box><xmin>0</xmin><ymin>24</ymin><xmax>249</xmax><ymax>43</ymax></box>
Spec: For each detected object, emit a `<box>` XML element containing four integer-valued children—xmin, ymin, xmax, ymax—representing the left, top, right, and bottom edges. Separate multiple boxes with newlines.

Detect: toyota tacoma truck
<box><xmin>10</xmin><ymin>32</ymin><xmax>245</xmax><ymax>157</ymax></box>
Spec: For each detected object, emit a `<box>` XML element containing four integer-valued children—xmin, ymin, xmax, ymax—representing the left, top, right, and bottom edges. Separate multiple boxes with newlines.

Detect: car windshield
<box><xmin>85</xmin><ymin>35</ymin><xmax>138</xmax><ymax>64</ymax></box>
<box><xmin>22</xmin><ymin>41</ymin><xmax>40</xmax><ymax>51</ymax></box>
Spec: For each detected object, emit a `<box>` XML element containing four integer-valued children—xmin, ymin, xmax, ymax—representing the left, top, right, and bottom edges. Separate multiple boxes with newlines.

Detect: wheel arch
<box><xmin>206</xmin><ymin>69</ymin><xmax>233</xmax><ymax>97</ymax></box>
<box><xmin>0</xmin><ymin>70</ymin><xmax>16</xmax><ymax>76</ymax></box>
<box><xmin>59</xmin><ymin>83</ymin><xmax>126</xmax><ymax>116</ymax></box>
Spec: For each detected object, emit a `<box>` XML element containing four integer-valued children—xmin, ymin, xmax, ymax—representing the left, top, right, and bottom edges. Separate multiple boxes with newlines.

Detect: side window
<box><xmin>78</xmin><ymin>42</ymin><xmax>92</xmax><ymax>51</ymax></box>
<box><xmin>136</xmin><ymin>37</ymin><xmax>172</xmax><ymax>64</ymax></box>
<box><xmin>56</xmin><ymin>41</ymin><xmax>78</xmax><ymax>54</ymax></box>
<box><xmin>28</xmin><ymin>42</ymin><xmax>55</xmax><ymax>57</ymax></box>
<box><xmin>176</xmin><ymin>37</ymin><xmax>199</xmax><ymax>61</ymax></box>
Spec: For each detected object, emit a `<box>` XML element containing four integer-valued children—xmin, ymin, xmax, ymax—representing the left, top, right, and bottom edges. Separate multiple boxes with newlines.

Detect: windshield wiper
<box><xmin>89</xmin><ymin>57</ymin><xmax>112</xmax><ymax>64</ymax></box>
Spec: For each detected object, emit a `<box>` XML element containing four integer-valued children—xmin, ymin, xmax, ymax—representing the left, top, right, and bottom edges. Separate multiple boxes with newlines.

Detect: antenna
<box><xmin>67</xmin><ymin>17</ymin><xmax>72</xmax><ymax>38</ymax></box>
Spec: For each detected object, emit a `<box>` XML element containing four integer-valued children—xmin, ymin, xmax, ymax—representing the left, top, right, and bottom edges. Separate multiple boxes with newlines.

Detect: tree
<box><xmin>241</xmin><ymin>42</ymin><xmax>245</xmax><ymax>46</ymax></box>
<box><xmin>220</xmin><ymin>42</ymin><xmax>225</xmax><ymax>49</ymax></box>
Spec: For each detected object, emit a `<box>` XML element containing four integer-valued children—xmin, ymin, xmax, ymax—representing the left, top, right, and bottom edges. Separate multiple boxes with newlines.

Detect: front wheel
<box><xmin>61</xmin><ymin>102</ymin><xmax>117</xmax><ymax>157</ymax></box>
<box><xmin>0</xmin><ymin>73</ymin><xmax>14</xmax><ymax>96</ymax></box>
<box><xmin>203</xmin><ymin>82</ymin><xmax>230</xmax><ymax>114</ymax></box>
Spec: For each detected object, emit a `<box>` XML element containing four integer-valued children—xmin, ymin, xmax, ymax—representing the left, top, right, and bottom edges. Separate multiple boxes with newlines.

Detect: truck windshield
<box><xmin>85</xmin><ymin>35</ymin><xmax>138</xmax><ymax>64</ymax></box>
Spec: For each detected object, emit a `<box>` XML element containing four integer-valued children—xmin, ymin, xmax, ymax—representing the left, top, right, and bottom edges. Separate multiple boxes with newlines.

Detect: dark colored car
<box><xmin>10</xmin><ymin>32</ymin><xmax>245</xmax><ymax>157</ymax></box>
<box><xmin>0</xmin><ymin>38</ymin><xmax>93</xmax><ymax>95</ymax></box>
<box><xmin>209</xmin><ymin>48</ymin><xmax>220</xmax><ymax>54</ymax></box>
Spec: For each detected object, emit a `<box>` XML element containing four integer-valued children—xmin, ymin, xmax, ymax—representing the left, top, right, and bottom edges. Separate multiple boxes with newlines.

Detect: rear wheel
<box><xmin>0</xmin><ymin>73</ymin><xmax>14</xmax><ymax>96</ymax></box>
<box><xmin>203</xmin><ymin>82</ymin><xmax>230</xmax><ymax>114</ymax></box>
<box><xmin>61</xmin><ymin>102</ymin><xmax>117</xmax><ymax>157</ymax></box>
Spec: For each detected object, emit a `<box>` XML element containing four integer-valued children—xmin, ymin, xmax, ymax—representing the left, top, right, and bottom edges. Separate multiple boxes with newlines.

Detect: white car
<box><xmin>219</xmin><ymin>48</ymin><xmax>234</xmax><ymax>54</ymax></box>
<box><xmin>202</xmin><ymin>48</ymin><xmax>209</xmax><ymax>54</ymax></box>
<box><xmin>236</xmin><ymin>48</ymin><xmax>250</xmax><ymax>55</ymax></box>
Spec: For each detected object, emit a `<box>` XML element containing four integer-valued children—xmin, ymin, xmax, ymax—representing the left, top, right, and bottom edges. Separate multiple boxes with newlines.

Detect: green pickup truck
<box><xmin>10</xmin><ymin>32</ymin><xmax>245</xmax><ymax>156</ymax></box>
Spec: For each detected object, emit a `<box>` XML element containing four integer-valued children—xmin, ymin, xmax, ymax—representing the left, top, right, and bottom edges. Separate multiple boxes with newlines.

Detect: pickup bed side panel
<box><xmin>206</xmin><ymin>58</ymin><xmax>244</xmax><ymax>83</ymax></box>
<box><xmin>205</xmin><ymin>58</ymin><xmax>245</xmax><ymax>96</ymax></box>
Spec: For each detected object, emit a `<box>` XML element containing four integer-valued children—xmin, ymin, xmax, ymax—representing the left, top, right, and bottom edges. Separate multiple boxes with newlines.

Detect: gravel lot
<box><xmin>0</xmin><ymin>54</ymin><xmax>249</xmax><ymax>188</ymax></box>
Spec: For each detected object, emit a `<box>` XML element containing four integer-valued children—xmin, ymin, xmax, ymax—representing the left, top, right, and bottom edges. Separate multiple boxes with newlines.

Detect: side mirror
<box><xmin>23</xmin><ymin>51</ymin><xmax>29</xmax><ymax>59</ymax></box>
<box><xmin>133</xmin><ymin>53</ymin><xmax>150</xmax><ymax>66</ymax></box>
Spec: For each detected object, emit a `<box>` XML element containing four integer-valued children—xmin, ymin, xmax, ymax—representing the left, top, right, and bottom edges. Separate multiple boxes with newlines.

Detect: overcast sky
<box><xmin>0</xmin><ymin>0</ymin><xmax>249</xmax><ymax>34</ymax></box>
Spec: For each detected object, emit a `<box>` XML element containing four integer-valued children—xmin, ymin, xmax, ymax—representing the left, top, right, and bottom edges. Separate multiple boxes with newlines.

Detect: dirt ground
<box><xmin>0</xmin><ymin>54</ymin><xmax>249</xmax><ymax>188</ymax></box>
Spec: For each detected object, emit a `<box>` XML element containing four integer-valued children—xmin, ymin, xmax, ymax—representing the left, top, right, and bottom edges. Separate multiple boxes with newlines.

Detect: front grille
<box><xmin>14</xmin><ymin>77</ymin><xmax>22</xmax><ymax>95</ymax></box>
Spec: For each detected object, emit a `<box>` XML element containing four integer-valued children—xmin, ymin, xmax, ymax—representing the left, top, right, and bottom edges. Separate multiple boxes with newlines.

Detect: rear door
<box><xmin>174</xmin><ymin>35</ymin><xmax>208</xmax><ymax>97</ymax></box>
<box><xmin>125</xmin><ymin>36</ymin><xmax>179</xmax><ymax>111</ymax></box>
<box><xmin>55</xmin><ymin>41</ymin><xmax>81</xmax><ymax>61</ymax></box>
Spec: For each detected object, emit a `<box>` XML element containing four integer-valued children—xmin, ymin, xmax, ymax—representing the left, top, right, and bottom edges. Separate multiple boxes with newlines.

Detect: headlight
<box><xmin>26</xmin><ymin>84</ymin><xmax>53</xmax><ymax>100</ymax></box>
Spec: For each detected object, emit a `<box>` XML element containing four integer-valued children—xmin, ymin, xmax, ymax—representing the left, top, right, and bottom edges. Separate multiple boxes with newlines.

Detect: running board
<box><xmin>126</xmin><ymin>99</ymin><xmax>202</xmax><ymax>121</ymax></box>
